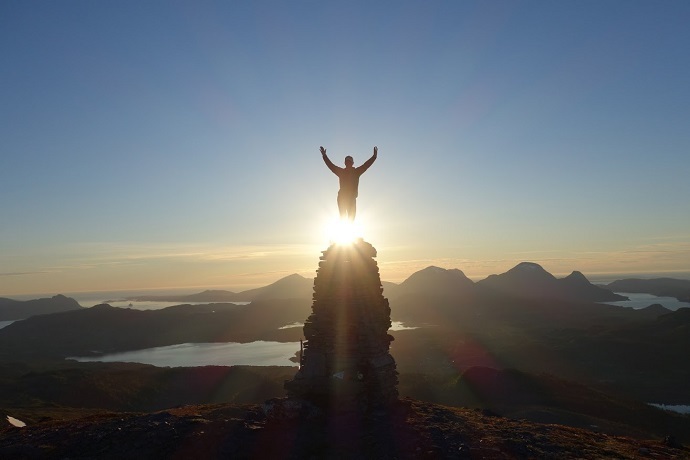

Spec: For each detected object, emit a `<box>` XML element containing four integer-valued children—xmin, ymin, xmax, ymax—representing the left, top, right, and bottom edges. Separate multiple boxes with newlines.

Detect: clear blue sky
<box><xmin>2</xmin><ymin>1</ymin><xmax>689</xmax><ymax>295</ymax></box>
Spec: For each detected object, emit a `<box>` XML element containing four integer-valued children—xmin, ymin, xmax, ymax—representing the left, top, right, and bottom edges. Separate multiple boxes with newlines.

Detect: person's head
<box><xmin>344</xmin><ymin>156</ymin><xmax>354</xmax><ymax>167</ymax></box>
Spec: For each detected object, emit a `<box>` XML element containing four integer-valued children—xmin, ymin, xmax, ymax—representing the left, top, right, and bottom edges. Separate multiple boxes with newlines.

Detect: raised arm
<box><xmin>357</xmin><ymin>146</ymin><xmax>378</xmax><ymax>174</ymax></box>
<box><xmin>320</xmin><ymin>146</ymin><xmax>341</xmax><ymax>175</ymax></box>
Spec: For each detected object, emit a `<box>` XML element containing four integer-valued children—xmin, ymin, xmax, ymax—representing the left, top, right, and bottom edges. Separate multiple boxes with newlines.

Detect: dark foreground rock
<box><xmin>1</xmin><ymin>399</ymin><xmax>687</xmax><ymax>459</ymax></box>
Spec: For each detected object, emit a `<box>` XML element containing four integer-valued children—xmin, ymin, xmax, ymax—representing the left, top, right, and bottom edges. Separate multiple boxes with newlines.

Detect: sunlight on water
<box><xmin>67</xmin><ymin>341</ymin><xmax>300</xmax><ymax>367</ymax></box>
<box><xmin>278</xmin><ymin>322</ymin><xmax>304</xmax><ymax>330</ymax></box>
<box><xmin>73</xmin><ymin>298</ymin><xmax>250</xmax><ymax>310</ymax></box>
<box><xmin>390</xmin><ymin>321</ymin><xmax>419</xmax><ymax>331</ymax></box>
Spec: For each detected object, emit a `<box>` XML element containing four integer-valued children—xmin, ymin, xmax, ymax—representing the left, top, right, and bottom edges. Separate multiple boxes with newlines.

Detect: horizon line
<box><xmin>5</xmin><ymin>268</ymin><xmax>690</xmax><ymax>299</ymax></box>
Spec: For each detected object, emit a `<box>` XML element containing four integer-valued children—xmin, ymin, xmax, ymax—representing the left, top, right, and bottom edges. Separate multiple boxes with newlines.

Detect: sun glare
<box><xmin>326</xmin><ymin>219</ymin><xmax>363</xmax><ymax>245</ymax></box>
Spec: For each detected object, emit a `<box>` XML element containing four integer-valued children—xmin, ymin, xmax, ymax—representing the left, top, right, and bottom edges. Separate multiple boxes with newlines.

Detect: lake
<box><xmin>65</xmin><ymin>321</ymin><xmax>422</xmax><ymax>368</ymax></box>
<box><xmin>68</xmin><ymin>341</ymin><xmax>300</xmax><ymax>367</ymax></box>
<box><xmin>603</xmin><ymin>293</ymin><xmax>690</xmax><ymax>311</ymax></box>
<box><xmin>649</xmin><ymin>404</ymin><xmax>690</xmax><ymax>415</ymax></box>
<box><xmin>75</xmin><ymin>298</ymin><xmax>250</xmax><ymax>310</ymax></box>
<box><xmin>277</xmin><ymin>321</ymin><xmax>420</xmax><ymax>331</ymax></box>
<box><xmin>66</xmin><ymin>320</ymin><xmax>421</xmax><ymax>368</ymax></box>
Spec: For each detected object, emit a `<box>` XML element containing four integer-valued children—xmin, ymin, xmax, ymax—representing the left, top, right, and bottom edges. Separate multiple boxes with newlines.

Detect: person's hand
<box><xmin>320</xmin><ymin>146</ymin><xmax>327</xmax><ymax>156</ymax></box>
<box><xmin>373</xmin><ymin>146</ymin><xmax>378</xmax><ymax>157</ymax></box>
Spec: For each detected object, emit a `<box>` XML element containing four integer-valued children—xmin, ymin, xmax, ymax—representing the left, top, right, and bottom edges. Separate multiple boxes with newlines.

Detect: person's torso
<box><xmin>338</xmin><ymin>167</ymin><xmax>361</xmax><ymax>197</ymax></box>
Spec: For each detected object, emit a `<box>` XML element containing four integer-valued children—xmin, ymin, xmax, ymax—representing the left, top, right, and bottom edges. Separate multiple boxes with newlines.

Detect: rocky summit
<box><xmin>1</xmin><ymin>399</ymin><xmax>687</xmax><ymax>459</ymax></box>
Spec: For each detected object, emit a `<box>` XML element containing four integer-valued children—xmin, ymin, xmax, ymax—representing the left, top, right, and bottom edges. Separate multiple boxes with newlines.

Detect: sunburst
<box><xmin>326</xmin><ymin>218</ymin><xmax>363</xmax><ymax>245</ymax></box>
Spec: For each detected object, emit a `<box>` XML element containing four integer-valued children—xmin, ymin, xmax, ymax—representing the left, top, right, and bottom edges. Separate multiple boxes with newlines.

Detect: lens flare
<box><xmin>326</xmin><ymin>218</ymin><xmax>363</xmax><ymax>245</ymax></box>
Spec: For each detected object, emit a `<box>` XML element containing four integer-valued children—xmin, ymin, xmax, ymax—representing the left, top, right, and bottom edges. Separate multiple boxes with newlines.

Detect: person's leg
<box><xmin>337</xmin><ymin>193</ymin><xmax>347</xmax><ymax>220</ymax></box>
<box><xmin>347</xmin><ymin>197</ymin><xmax>356</xmax><ymax>222</ymax></box>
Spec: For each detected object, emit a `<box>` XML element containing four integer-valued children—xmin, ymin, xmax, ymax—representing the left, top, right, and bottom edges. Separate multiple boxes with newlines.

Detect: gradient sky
<box><xmin>2</xmin><ymin>1</ymin><xmax>689</xmax><ymax>296</ymax></box>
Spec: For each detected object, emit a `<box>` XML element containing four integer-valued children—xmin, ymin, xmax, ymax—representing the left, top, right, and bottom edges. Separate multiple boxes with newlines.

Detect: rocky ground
<box><xmin>1</xmin><ymin>399</ymin><xmax>687</xmax><ymax>459</ymax></box>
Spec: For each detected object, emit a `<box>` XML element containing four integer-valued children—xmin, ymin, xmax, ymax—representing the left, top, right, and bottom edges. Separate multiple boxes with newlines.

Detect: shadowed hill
<box><xmin>388</xmin><ymin>296</ymin><xmax>690</xmax><ymax>403</ymax></box>
<box><xmin>0</xmin><ymin>363</ymin><xmax>296</xmax><ymax>412</ymax></box>
<box><xmin>126</xmin><ymin>273</ymin><xmax>313</xmax><ymax>303</ymax></box>
<box><xmin>0</xmin><ymin>300</ymin><xmax>310</xmax><ymax>360</ymax></box>
<box><xmin>2</xmin><ymin>360</ymin><xmax>689</xmax><ymax>446</ymax></box>
<box><xmin>400</xmin><ymin>366</ymin><xmax>690</xmax><ymax>442</ymax></box>
<box><xmin>132</xmin><ymin>289</ymin><xmax>245</xmax><ymax>303</ymax></box>
<box><xmin>477</xmin><ymin>262</ymin><xmax>626</xmax><ymax>302</ymax></box>
<box><xmin>237</xmin><ymin>273</ymin><xmax>313</xmax><ymax>300</ymax></box>
<box><xmin>388</xmin><ymin>266</ymin><xmax>474</xmax><ymax>300</ymax></box>
<box><xmin>0</xmin><ymin>295</ymin><xmax>82</xmax><ymax>321</ymax></box>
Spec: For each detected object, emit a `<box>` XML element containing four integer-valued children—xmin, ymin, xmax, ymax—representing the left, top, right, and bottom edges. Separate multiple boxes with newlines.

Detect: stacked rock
<box><xmin>284</xmin><ymin>238</ymin><xmax>398</xmax><ymax>411</ymax></box>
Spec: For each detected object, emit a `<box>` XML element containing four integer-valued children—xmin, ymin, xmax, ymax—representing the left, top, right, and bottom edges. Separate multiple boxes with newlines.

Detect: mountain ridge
<box><xmin>118</xmin><ymin>262</ymin><xmax>626</xmax><ymax>304</ymax></box>
<box><xmin>477</xmin><ymin>262</ymin><xmax>626</xmax><ymax>302</ymax></box>
<box><xmin>0</xmin><ymin>295</ymin><xmax>82</xmax><ymax>321</ymax></box>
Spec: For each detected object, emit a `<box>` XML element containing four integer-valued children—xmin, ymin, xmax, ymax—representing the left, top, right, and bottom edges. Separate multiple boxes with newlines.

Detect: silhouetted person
<box><xmin>321</xmin><ymin>146</ymin><xmax>377</xmax><ymax>222</ymax></box>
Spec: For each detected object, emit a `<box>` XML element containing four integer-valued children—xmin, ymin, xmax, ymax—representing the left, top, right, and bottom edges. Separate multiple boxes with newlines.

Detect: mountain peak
<box><xmin>241</xmin><ymin>273</ymin><xmax>313</xmax><ymax>301</ymax></box>
<box><xmin>416</xmin><ymin>266</ymin><xmax>469</xmax><ymax>278</ymax></box>
<box><xmin>477</xmin><ymin>263</ymin><xmax>623</xmax><ymax>302</ymax></box>
<box><xmin>514</xmin><ymin>262</ymin><xmax>545</xmax><ymax>271</ymax></box>
<box><xmin>0</xmin><ymin>294</ymin><xmax>82</xmax><ymax>321</ymax></box>
<box><xmin>403</xmin><ymin>266</ymin><xmax>471</xmax><ymax>283</ymax></box>
<box><xmin>391</xmin><ymin>266</ymin><xmax>473</xmax><ymax>299</ymax></box>
<box><xmin>563</xmin><ymin>271</ymin><xmax>589</xmax><ymax>283</ymax></box>
<box><xmin>507</xmin><ymin>262</ymin><xmax>553</xmax><ymax>277</ymax></box>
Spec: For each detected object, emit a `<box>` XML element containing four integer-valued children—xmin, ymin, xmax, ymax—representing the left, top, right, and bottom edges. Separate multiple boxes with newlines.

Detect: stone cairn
<box><xmin>283</xmin><ymin>238</ymin><xmax>398</xmax><ymax>412</ymax></box>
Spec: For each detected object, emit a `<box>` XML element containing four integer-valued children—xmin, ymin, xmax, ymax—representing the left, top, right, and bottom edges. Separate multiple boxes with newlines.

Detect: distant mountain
<box><xmin>559</xmin><ymin>270</ymin><xmax>628</xmax><ymax>302</ymax></box>
<box><xmin>606</xmin><ymin>278</ymin><xmax>690</xmax><ymax>303</ymax></box>
<box><xmin>381</xmin><ymin>281</ymin><xmax>399</xmax><ymax>298</ymax></box>
<box><xmin>0</xmin><ymin>295</ymin><xmax>82</xmax><ymax>321</ymax></box>
<box><xmin>238</xmin><ymin>274</ymin><xmax>313</xmax><ymax>301</ymax></box>
<box><xmin>389</xmin><ymin>266</ymin><xmax>474</xmax><ymax>299</ymax></box>
<box><xmin>126</xmin><ymin>290</ymin><xmax>243</xmax><ymax>303</ymax></box>
<box><xmin>477</xmin><ymin>262</ymin><xmax>626</xmax><ymax>302</ymax></box>
<box><xmin>127</xmin><ymin>274</ymin><xmax>314</xmax><ymax>303</ymax></box>
<box><xmin>124</xmin><ymin>264</ymin><xmax>648</xmax><ymax>306</ymax></box>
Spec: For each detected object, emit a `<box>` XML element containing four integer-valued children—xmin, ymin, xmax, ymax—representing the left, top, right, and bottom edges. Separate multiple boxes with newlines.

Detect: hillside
<box><xmin>0</xmin><ymin>295</ymin><xmax>82</xmax><ymax>321</ymax></box>
<box><xmin>126</xmin><ymin>274</ymin><xmax>313</xmax><ymax>303</ymax></box>
<box><xmin>0</xmin><ymin>301</ymin><xmax>309</xmax><ymax>359</ymax></box>
<box><xmin>1</xmin><ymin>399</ymin><xmax>686</xmax><ymax>459</ymax></box>
<box><xmin>2</xmin><ymin>360</ymin><xmax>689</xmax><ymax>446</ymax></box>
<box><xmin>477</xmin><ymin>262</ymin><xmax>626</xmax><ymax>302</ymax></box>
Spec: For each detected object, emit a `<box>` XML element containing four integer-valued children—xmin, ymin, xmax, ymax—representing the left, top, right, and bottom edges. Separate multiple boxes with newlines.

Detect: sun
<box><xmin>326</xmin><ymin>218</ymin><xmax>363</xmax><ymax>245</ymax></box>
